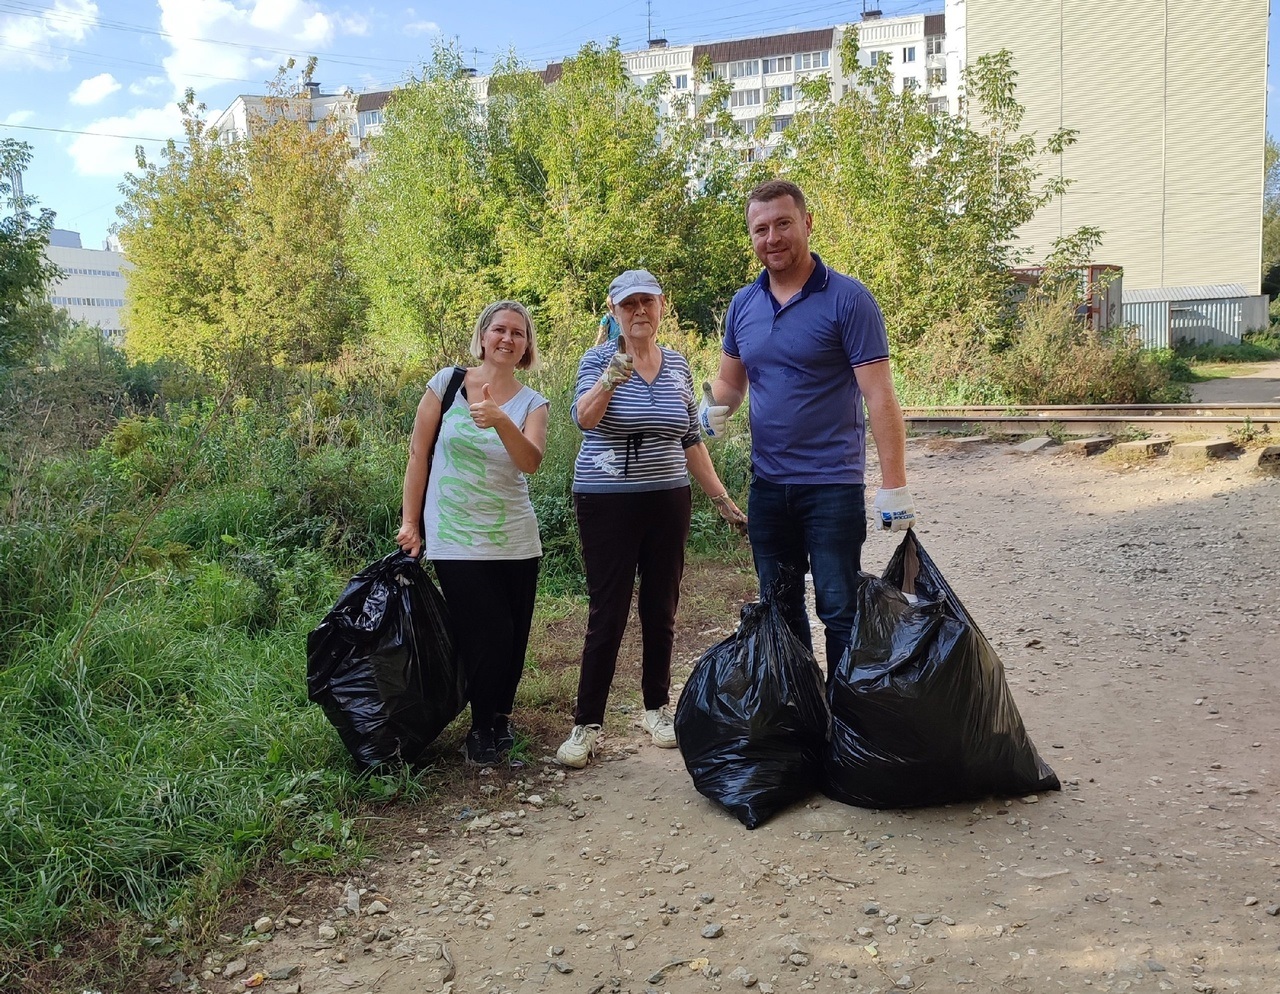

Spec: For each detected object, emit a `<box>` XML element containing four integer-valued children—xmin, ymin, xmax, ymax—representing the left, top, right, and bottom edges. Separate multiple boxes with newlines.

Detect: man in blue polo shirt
<box><xmin>700</xmin><ymin>179</ymin><xmax>917</xmax><ymax>674</ymax></box>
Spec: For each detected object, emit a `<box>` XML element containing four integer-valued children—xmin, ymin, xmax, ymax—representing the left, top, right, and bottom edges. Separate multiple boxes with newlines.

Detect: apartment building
<box><xmin>212</xmin><ymin>82</ymin><xmax>394</xmax><ymax>149</ymax></box>
<box><xmin>44</xmin><ymin>228</ymin><xmax>130</xmax><ymax>338</ymax></box>
<box><xmin>618</xmin><ymin>13</ymin><xmax>955</xmax><ymax>154</ymax></box>
<box><xmin>950</xmin><ymin>0</ymin><xmax>1268</xmax><ymax>294</ymax></box>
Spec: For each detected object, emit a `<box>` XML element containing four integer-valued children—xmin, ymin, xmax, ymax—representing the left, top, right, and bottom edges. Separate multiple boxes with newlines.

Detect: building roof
<box><xmin>924</xmin><ymin>13</ymin><xmax>945</xmax><ymax>35</ymax></box>
<box><xmin>542</xmin><ymin>62</ymin><xmax>563</xmax><ymax>84</ymax></box>
<box><xmin>356</xmin><ymin>90</ymin><xmax>392</xmax><ymax>112</ymax></box>
<box><xmin>692</xmin><ymin>28</ymin><xmax>836</xmax><ymax>65</ymax></box>
<box><xmin>1122</xmin><ymin>283</ymin><xmax>1254</xmax><ymax>303</ymax></box>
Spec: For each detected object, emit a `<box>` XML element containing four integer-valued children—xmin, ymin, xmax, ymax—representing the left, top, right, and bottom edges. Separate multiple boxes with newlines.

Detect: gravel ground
<box><xmin>190</xmin><ymin>438</ymin><xmax>1279</xmax><ymax>994</ymax></box>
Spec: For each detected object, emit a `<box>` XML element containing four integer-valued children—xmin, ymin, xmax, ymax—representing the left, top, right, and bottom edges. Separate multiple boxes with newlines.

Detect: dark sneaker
<box><xmin>492</xmin><ymin>715</ymin><xmax>515</xmax><ymax>757</ymax></box>
<box><xmin>462</xmin><ymin>727</ymin><xmax>498</xmax><ymax>768</ymax></box>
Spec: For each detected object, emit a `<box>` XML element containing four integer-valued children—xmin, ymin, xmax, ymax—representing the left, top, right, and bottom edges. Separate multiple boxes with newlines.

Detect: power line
<box><xmin>0</xmin><ymin>121</ymin><xmax>185</xmax><ymax>143</ymax></box>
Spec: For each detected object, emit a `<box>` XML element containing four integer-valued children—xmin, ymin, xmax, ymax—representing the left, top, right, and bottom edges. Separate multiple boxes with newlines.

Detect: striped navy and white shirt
<box><xmin>571</xmin><ymin>341</ymin><xmax>701</xmax><ymax>494</ymax></box>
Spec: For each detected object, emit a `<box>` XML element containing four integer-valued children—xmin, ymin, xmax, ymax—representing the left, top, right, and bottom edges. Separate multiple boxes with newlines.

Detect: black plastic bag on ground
<box><xmin>307</xmin><ymin>552</ymin><xmax>464</xmax><ymax>771</ymax></box>
<box><xmin>675</xmin><ymin>589</ymin><xmax>830</xmax><ymax>829</ymax></box>
<box><xmin>823</xmin><ymin>531</ymin><xmax>1059</xmax><ymax>809</ymax></box>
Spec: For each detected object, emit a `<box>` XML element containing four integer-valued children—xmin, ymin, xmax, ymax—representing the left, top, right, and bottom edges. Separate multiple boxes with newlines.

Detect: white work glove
<box><xmin>873</xmin><ymin>486</ymin><xmax>917</xmax><ymax>532</ymax></box>
<box><xmin>599</xmin><ymin>350</ymin><xmax>633</xmax><ymax>390</ymax></box>
<box><xmin>698</xmin><ymin>381</ymin><xmax>730</xmax><ymax>439</ymax></box>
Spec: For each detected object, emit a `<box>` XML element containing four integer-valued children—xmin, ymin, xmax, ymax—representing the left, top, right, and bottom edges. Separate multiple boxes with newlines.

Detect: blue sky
<box><xmin>2</xmin><ymin>0</ymin><xmax>1275</xmax><ymax>250</ymax></box>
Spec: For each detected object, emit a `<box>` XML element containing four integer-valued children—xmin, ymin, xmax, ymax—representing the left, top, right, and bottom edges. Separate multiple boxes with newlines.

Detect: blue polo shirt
<box><xmin>723</xmin><ymin>254</ymin><xmax>889</xmax><ymax>484</ymax></box>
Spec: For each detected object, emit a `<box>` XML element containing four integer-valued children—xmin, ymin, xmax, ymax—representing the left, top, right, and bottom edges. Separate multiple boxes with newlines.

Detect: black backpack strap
<box><xmin>439</xmin><ymin>365</ymin><xmax>466</xmax><ymax>415</ymax></box>
<box><xmin>419</xmin><ymin>366</ymin><xmax>469</xmax><ymax>545</ymax></box>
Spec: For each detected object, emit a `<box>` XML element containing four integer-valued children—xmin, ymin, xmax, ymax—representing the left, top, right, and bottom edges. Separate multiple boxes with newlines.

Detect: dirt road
<box><xmin>1191</xmin><ymin>360</ymin><xmax>1280</xmax><ymax>405</ymax></box>
<box><xmin>200</xmin><ymin>440</ymin><xmax>1280</xmax><ymax>994</ymax></box>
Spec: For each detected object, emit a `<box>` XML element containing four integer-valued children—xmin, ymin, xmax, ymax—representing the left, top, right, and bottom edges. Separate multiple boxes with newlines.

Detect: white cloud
<box><xmin>69</xmin><ymin>72</ymin><xmax>121</xmax><ymax>105</ymax></box>
<box><xmin>66</xmin><ymin>104</ymin><xmax>185</xmax><ymax>179</ymax></box>
<box><xmin>129</xmin><ymin>75</ymin><xmax>167</xmax><ymax>96</ymax></box>
<box><xmin>402</xmin><ymin>7</ymin><xmax>438</xmax><ymax>37</ymax></box>
<box><xmin>336</xmin><ymin>13</ymin><xmax>369</xmax><ymax>36</ymax></box>
<box><xmin>4</xmin><ymin>109</ymin><xmax>36</xmax><ymax>126</ymax></box>
<box><xmin>0</xmin><ymin>0</ymin><xmax>99</xmax><ymax>70</ymax></box>
<box><xmin>157</xmin><ymin>0</ymin><xmax>365</xmax><ymax>97</ymax></box>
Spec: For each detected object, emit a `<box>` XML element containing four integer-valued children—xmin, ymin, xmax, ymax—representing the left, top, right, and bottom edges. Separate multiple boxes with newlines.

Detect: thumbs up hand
<box><xmin>469</xmin><ymin>382</ymin><xmax>506</xmax><ymax>429</ymax></box>
<box><xmin>698</xmin><ymin>381</ymin><xmax>730</xmax><ymax>439</ymax></box>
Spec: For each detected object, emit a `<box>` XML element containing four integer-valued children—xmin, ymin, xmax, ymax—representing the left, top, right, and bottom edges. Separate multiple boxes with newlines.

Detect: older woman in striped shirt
<box><xmin>556</xmin><ymin>269</ymin><xmax>747</xmax><ymax>770</ymax></box>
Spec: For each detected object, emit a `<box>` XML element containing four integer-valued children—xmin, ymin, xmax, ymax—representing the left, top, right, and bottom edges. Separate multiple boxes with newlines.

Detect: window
<box><xmin>927</xmin><ymin>66</ymin><xmax>947</xmax><ymax>86</ymax></box>
<box><xmin>762</xmin><ymin>56</ymin><xmax>792</xmax><ymax>73</ymax></box>
<box><xmin>926</xmin><ymin>37</ymin><xmax>944</xmax><ymax>56</ymax></box>
<box><xmin>739</xmin><ymin>117</ymin><xmax>757</xmax><ymax>133</ymax></box>
<box><xmin>903</xmin><ymin>77</ymin><xmax>919</xmax><ymax>91</ymax></box>
<box><xmin>771</xmin><ymin>114</ymin><xmax>792</xmax><ymax>132</ymax></box>
<box><xmin>711</xmin><ymin>63</ymin><xmax>728</xmax><ymax>79</ymax></box>
<box><xmin>673</xmin><ymin>73</ymin><xmax>688</xmax><ymax>89</ymax></box>
<box><xmin>766</xmin><ymin>85</ymin><xmax>793</xmax><ymax>102</ymax></box>
<box><xmin>729</xmin><ymin>88</ymin><xmax>761</xmax><ymax>108</ymax></box>
<box><xmin>730</xmin><ymin>59</ymin><xmax>759</xmax><ymax>78</ymax></box>
<box><xmin>869</xmin><ymin>50</ymin><xmax>884</xmax><ymax>66</ymax></box>
<box><xmin>359</xmin><ymin>109</ymin><xmax>383</xmax><ymax>128</ymax></box>
<box><xmin>903</xmin><ymin>46</ymin><xmax>916</xmax><ymax>63</ymax></box>
<box><xmin>927</xmin><ymin>96</ymin><xmax>949</xmax><ymax>116</ymax></box>
<box><xmin>797</xmin><ymin>50</ymin><xmax>829</xmax><ymax>70</ymax></box>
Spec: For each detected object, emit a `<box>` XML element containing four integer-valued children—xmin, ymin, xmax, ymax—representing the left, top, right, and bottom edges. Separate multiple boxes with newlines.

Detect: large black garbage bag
<box><xmin>675</xmin><ymin>590</ymin><xmax>830</xmax><ymax>829</ymax></box>
<box><xmin>307</xmin><ymin>552</ymin><xmax>465</xmax><ymax>771</ymax></box>
<box><xmin>823</xmin><ymin>531</ymin><xmax>1059</xmax><ymax>809</ymax></box>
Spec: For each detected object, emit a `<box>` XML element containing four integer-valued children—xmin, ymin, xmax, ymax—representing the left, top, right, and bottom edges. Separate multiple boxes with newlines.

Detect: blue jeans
<box><xmin>747</xmin><ymin>477</ymin><xmax>866</xmax><ymax>672</ymax></box>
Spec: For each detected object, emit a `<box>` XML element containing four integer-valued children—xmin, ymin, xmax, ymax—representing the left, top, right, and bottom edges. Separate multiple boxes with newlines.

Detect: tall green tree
<box><xmin>347</xmin><ymin>42</ymin><xmax>752</xmax><ymax>358</ymax></box>
<box><xmin>116</xmin><ymin>92</ymin><xmax>245</xmax><ymax>368</ymax></box>
<box><xmin>776</xmin><ymin>39</ymin><xmax>1083</xmax><ymax>355</ymax></box>
<box><xmin>486</xmin><ymin>44</ymin><xmax>750</xmax><ymax>334</ymax></box>
<box><xmin>116</xmin><ymin>61</ymin><xmax>362</xmax><ymax>371</ymax></box>
<box><xmin>1261</xmin><ymin>136</ymin><xmax>1280</xmax><ymax>298</ymax></box>
<box><xmin>1</xmin><ymin>140</ymin><xmax>61</xmax><ymax>368</ymax></box>
<box><xmin>345</xmin><ymin>46</ymin><xmax>498</xmax><ymax>360</ymax></box>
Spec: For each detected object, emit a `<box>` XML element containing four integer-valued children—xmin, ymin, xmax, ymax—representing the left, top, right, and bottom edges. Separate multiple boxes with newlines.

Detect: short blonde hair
<box><xmin>469</xmin><ymin>300</ymin><xmax>540</xmax><ymax>371</ymax></box>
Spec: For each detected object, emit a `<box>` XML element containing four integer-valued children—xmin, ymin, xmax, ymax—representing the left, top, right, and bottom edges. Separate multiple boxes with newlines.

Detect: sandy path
<box><xmin>200</xmin><ymin>441</ymin><xmax>1280</xmax><ymax>994</ymax></box>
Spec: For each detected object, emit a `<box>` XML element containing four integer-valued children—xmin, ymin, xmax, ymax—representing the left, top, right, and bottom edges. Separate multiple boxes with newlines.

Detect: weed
<box><xmin>1230</xmin><ymin>417</ymin><xmax>1268</xmax><ymax>445</ymax></box>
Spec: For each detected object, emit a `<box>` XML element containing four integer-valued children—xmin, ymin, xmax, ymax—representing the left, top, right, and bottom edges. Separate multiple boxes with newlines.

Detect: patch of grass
<box><xmin>1176</xmin><ymin>331</ymin><xmax>1280</xmax><ymax>364</ymax></box>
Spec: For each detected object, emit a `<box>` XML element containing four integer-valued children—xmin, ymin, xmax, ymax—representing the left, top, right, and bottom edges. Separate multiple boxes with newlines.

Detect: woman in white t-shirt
<box><xmin>396</xmin><ymin>301</ymin><xmax>550</xmax><ymax>768</ymax></box>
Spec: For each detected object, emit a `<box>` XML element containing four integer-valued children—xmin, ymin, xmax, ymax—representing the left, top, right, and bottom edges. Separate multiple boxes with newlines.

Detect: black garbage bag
<box><xmin>823</xmin><ymin>530</ymin><xmax>1060</xmax><ymax>809</ymax></box>
<box><xmin>675</xmin><ymin>589</ymin><xmax>830</xmax><ymax>829</ymax></box>
<box><xmin>306</xmin><ymin>552</ymin><xmax>465</xmax><ymax>771</ymax></box>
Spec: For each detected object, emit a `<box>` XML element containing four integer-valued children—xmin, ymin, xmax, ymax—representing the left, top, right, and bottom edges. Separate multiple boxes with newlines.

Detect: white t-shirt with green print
<box><xmin>421</xmin><ymin>366</ymin><xmax>548</xmax><ymax>560</ymax></box>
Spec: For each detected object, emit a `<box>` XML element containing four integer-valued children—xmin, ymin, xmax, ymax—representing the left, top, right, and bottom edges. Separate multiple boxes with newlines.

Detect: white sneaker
<box><xmin>642</xmin><ymin>707</ymin><xmax>678</xmax><ymax>748</ymax></box>
<box><xmin>556</xmin><ymin>724</ymin><xmax>603</xmax><ymax>769</ymax></box>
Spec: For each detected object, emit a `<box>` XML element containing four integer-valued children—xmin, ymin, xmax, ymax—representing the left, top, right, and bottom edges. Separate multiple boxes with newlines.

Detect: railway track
<box><xmin>902</xmin><ymin>403</ymin><xmax>1280</xmax><ymax>436</ymax></box>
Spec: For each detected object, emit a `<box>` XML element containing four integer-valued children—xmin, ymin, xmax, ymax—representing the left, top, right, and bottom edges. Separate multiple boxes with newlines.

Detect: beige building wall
<box><xmin>962</xmin><ymin>0</ymin><xmax>1267</xmax><ymax>292</ymax></box>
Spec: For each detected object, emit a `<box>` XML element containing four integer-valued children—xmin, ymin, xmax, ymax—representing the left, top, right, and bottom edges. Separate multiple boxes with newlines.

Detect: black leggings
<box><xmin>572</xmin><ymin>487</ymin><xmax>691</xmax><ymax>726</ymax></box>
<box><xmin>433</xmin><ymin>557</ymin><xmax>540</xmax><ymax>732</ymax></box>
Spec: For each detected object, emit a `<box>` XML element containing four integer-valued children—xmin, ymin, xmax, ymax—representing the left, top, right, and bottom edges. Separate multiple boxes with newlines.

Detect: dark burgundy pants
<box><xmin>572</xmin><ymin>487</ymin><xmax>691</xmax><ymax>726</ymax></box>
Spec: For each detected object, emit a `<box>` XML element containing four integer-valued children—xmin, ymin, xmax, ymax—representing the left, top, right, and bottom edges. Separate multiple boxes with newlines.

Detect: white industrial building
<box><xmin>44</xmin><ymin>229</ymin><xmax>130</xmax><ymax>339</ymax></box>
<box><xmin>951</xmin><ymin>0</ymin><xmax>1268</xmax><ymax>296</ymax></box>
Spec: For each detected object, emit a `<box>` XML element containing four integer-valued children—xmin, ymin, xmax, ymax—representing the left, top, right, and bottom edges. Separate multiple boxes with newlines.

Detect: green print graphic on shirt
<box><xmin>435</xmin><ymin>408</ymin><xmax>509</xmax><ymax>547</ymax></box>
